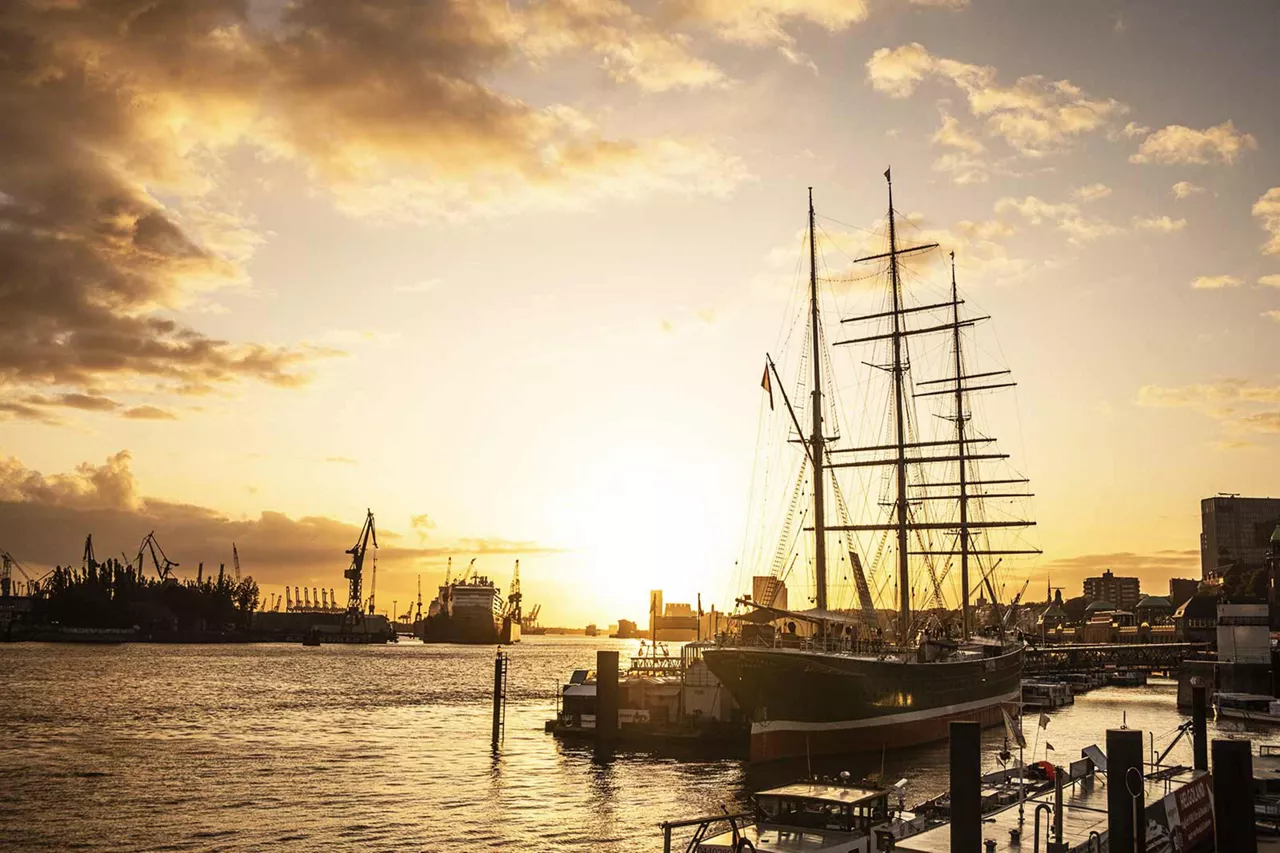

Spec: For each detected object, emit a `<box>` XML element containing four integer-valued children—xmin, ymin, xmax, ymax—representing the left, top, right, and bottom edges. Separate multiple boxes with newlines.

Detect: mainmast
<box><xmin>950</xmin><ymin>253</ymin><xmax>971</xmax><ymax>637</ymax></box>
<box><xmin>884</xmin><ymin>173</ymin><xmax>912</xmax><ymax>639</ymax></box>
<box><xmin>808</xmin><ymin>188</ymin><xmax>828</xmax><ymax>612</ymax></box>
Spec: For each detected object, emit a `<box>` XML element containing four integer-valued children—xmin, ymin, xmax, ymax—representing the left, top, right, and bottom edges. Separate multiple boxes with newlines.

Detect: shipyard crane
<box><xmin>415</xmin><ymin>574</ymin><xmax>423</xmax><ymax>623</ymax></box>
<box><xmin>1001</xmin><ymin>578</ymin><xmax>1032</xmax><ymax>630</ymax></box>
<box><xmin>135</xmin><ymin>531</ymin><xmax>179</xmax><ymax>581</ymax></box>
<box><xmin>83</xmin><ymin>535</ymin><xmax>96</xmax><ymax>573</ymax></box>
<box><xmin>504</xmin><ymin>560</ymin><xmax>522</xmax><ymax>622</ymax></box>
<box><xmin>343</xmin><ymin>509</ymin><xmax>378</xmax><ymax>623</ymax></box>
<box><xmin>525</xmin><ymin>604</ymin><xmax>541</xmax><ymax>630</ymax></box>
<box><xmin>232</xmin><ymin>543</ymin><xmax>241</xmax><ymax>583</ymax></box>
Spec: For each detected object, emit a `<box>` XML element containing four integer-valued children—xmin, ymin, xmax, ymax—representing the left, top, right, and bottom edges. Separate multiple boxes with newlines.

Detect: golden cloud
<box><xmin>1254</xmin><ymin>188</ymin><xmax>1280</xmax><ymax>256</ymax></box>
<box><xmin>1130</xmin><ymin>121</ymin><xmax>1257</xmax><ymax>165</ymax></box>
<box><xmin>867</xmin><ymin>43</ymin><xmax>1127</xmax><ymax>156</ymax></box>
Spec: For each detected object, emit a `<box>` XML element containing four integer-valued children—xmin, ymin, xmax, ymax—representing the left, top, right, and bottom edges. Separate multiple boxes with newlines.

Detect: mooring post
<box><xmin>950</xmin><ymin>720</ymin><xmax>982</xmax><ymax>853</ymax></box>
<box><xmin>1191</xmin><ymin>683</ymin><xmax>1208</xmax><ymax>771</ymax></box>
<box><xmin>1213</xmin><ymin>738</ymin><xmax>1257</xmax><ymax>853</ymax></box>
<box><xmin>491</xmin><ymin>649</ymin><xmax>505</xmax><ymax>749</ymax></box>
<box><xmin>596</xmin><ymin>649</ymin><xmax>619</xmax><ymax>742</ymax></box>
<box><xmin>1106</xmin><ymin>728</ymin><xmax>1144</xmax><ymax>853</ymax></box>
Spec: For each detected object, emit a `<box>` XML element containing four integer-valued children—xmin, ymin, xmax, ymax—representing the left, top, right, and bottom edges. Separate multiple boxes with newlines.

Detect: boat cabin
<box><xmin>756</xmin><ymin>784</ymin><xmax>891</xmax><ymax>833</ymax></box>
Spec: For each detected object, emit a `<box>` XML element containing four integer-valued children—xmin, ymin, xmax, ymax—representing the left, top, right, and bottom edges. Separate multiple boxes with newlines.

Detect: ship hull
<box><xmin>419</xmin><ymin>612</ymin><xmax>520</xmax><ymax>645</ymax></box>
<box><xmin>702</xmin><ymin>644</ymin><xmax>1022</xmax><ymax>762</ymax></box>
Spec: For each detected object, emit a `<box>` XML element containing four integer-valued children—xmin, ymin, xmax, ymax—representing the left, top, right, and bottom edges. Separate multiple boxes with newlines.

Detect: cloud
<box><xmin>0</xmin><ymin>451</ymin><xmax>563</xmax><ymax>588</ymax></box>
<box><xmin>0</xmin><ymin>0</ymin><xmax>755</xmax><ymax>413</ymax></box>
<box><xmin>932</xmin><ymin>114</ymin><xmax>985</xmax><ymax>154</ymax></box>
<box><xmin>1138</xmin><ymin>379</ymin><xmax>1280</xmax><ymax>437</ymax></box>
<box><xmin>1172</xmin><ymin>181</ymin><xmax>1204</xmax><ymax>200</ymax></box>
<box><xmin>0</xmin><ymin>3</ymin><xmax>331</xmax><ymax>411</ymax></box>
<box><xmin>1190</xmin><ymin>274</ymin><xmax>1242</xmax><ymax>290</ymax></box>
<box><xmin>1132</xmin><ymin>215</ymin><xmax>1187</xmax><ymax>233</ymax></box>
<box><xmin>995</xmin><ymin>196</ymin><xmax>1079</xmax><ymax>224</ymax></box>
<box><xmin>122</xmin><ymin>405</ymin><xmax>178</xmax><ymax>421</ymax></box>
<box><xmin>866</xmin><ymin>43</ymin><xmax>1127</xmax><ymax>155</ymax></box>
<box><xmin>1260</xmin><ymin>275</ymin><xmax>1280</xmax><ymax>288</ymax></box>
<box><xmin>324</xmin><ymin>456</ymin><xmax>358</xmax><ymax>465</ymax></box>
<box><xmin>410</xmin><ymin>513</ymin><xmax>437</xmax><ymax>543</ymax></box>
<box><xmin>672</xmin><ymin>0</ymin><xmax>871</xmax><ymax>61</ymax></box>
<box><xmin>1264</xmin><ymin>310</ymin><xmax>1280</xmax><ymax>322</ymax></box>
<box><xmin>521</xmin><ymin>0</ymin><xmax>726</xmax><ymax>91</ymax></box>
<box><xmin>1254</xmin><ymin>188</ymin><xmax>1280</xmax><ymax>256</ymax></box>
<box><xmin>1071</xmin><ymin>183</ymin><xmax>1112</xmax><ymax>203</ymax></box>
<box><xmin>1057</xmin><ymin>216</ymin><xmax>1124</xmax><ymax>244</ymax></box>
<box><xmin>1040</xmin><ymin>550</ymin><xmax>1200</xmax><ymax>591</ymax></box>
<box><xmin>1130</xmin><ymin>121</ymin><xmax>1257</xmax><ymax>165</ymax></box>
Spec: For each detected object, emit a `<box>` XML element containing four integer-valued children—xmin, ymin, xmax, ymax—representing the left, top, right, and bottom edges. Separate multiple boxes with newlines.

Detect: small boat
<box><xmin>546</xmin><ymin>642</ymin><xmax>745</xmax><ymax>743</ymax></box>
<box><xmin>1215</xmin><ymin>692</ymin><xmax>1280</xmax><ymax>724</ymax></box>
<box><xmin>663</xmin><ymin>774</ymin><xmax>932</xmax><ymax>853</ymax></box>
<box><xmin>1021</xmin><ymin>681</ymin><xmax>1074</xmax><ymax>709</ymax></box>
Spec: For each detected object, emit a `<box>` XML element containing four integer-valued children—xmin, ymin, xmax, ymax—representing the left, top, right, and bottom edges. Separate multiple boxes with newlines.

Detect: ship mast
<box><xmin>884</xmin><ymin>174</ymin><xmax>912</xmax><ymax>638</ymax></box>
<box><xmin>808</xmin><ymin>188</ymin><xmax>828</xmax><ymax>612</ymax></box>
<box><xmin>949</xmin><ymin>253</ymin><xmax>972</xmax><ymax>637</ymax></box>
<box><xmin>826</xmin><ymin>170</ymin><xmax>1040</xmax><ymax>645</ymax></box>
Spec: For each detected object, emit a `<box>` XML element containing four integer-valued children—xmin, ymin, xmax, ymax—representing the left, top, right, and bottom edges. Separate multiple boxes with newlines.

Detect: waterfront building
<box><xmin>1083</xmin><ymin>569</ymin><xmax>1141</xmax><ymax>611</ymax></box>
<box><xmin>1174</xmin><ymin>591</ymin><xmax>1220</xmax><ymax>645</ymax></box>
<box><xmin>1201</xmin><ymin>494</ymin><xmax>1280</xmax><ymax>577</ymax></box>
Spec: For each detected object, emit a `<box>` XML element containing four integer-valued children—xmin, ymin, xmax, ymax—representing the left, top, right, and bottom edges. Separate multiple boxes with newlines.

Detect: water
<box><xmin>1</xmin><ymin>639</ymin><xmax>1273</xmax><ymax>851</ymax></box>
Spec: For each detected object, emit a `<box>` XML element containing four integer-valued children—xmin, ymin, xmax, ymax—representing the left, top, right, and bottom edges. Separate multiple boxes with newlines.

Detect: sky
<box><xmin>1</xmin><ymin>0</ymin><xmax>1278</xmax><ymax>626</ymax></box>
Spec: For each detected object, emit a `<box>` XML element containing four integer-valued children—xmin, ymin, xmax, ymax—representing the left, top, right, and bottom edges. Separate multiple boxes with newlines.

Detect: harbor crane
<box><xmin>83</xmin><ymin>535</ymin><xmax>96</xmax><ymax>573</ymax></box>
<box><xmin>415</xmin><ymin>574</ymin><xmax>423</xmax><ymax>623</ymax></box>
<box><xmin>232</xmin><ymin>543</ymin><xmax>241</xmax><ymax>583</ymax></box>
<box><xmin>135</xmin><ymin>531</ymin><xmax>178</xmax><ymax>581</ymax></box>
<box><xmin>343</xmin><ymin>509</ymin><xmax>378</xmax><ymax>624</ymax></box>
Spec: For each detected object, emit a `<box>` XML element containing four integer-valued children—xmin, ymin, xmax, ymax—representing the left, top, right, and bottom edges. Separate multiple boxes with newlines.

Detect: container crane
<box><xmin>343</xmin><ymin>509</ymin><xmax>377</xmax><ymax>624</ymax></box>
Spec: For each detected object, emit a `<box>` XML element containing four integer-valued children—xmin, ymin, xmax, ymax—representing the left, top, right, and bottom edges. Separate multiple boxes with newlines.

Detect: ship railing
<box><xmin>659</xmin><ymin>811</ymin><xmax>754</xmax><ymax>853</ymax></box>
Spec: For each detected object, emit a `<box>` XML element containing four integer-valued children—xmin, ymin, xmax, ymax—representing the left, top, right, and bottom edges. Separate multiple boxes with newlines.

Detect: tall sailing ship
<box><xmin>702</xmin><ymin>171</ymin><xmax>1039</xmax><ymax>762</ymax></box>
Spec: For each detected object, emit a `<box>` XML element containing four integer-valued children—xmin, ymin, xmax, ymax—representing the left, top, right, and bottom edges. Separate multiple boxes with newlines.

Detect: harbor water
<box><xmin>1</xmin><ymin>638</ymin><xmax>1274</xmax><ymax>852</ymax></box>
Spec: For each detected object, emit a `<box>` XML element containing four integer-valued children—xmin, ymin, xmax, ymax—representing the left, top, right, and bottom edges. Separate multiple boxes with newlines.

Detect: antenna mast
<box><xmin>808</xmin><ymin>188</ymin><xmax>828</xmax><ymax>611</ymax></box>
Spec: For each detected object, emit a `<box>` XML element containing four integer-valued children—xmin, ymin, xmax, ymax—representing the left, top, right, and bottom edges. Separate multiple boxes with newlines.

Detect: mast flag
<box><xmin>761</xmin><ymin>363</ymin><xmax>774</xmax><ymax>410</ymax></box>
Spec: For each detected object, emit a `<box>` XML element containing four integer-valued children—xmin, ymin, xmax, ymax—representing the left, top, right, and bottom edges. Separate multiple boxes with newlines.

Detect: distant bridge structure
<box><xmin>1024</xmin><ymin>642</ymin><xmax>1210</xmax><ymax>675</ymax></box>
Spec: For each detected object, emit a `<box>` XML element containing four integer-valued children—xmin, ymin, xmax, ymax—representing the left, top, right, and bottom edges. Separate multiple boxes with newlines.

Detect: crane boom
<box><xmin>343</xmin><ymin>509</ymin><xmax>377</xmax><ymax>624</ymax></box>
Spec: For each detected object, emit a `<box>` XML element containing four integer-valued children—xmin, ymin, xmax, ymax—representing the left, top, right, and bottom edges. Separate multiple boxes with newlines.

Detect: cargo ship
<box><xmin>419</xmin><ymin>558</ymin><xmax>521</xmax><ymax>645</ymax></box>
<box><xmin>702</xmin><ymin>173</ymin><xmax>1036</xmax><ymax>762</ymax></box>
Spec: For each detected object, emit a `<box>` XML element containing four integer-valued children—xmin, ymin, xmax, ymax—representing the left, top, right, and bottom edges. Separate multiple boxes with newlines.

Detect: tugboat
<box><xmin>420</xmin><ymin>558</ymin><xmax>521</xmax><ymax>645</ymax></box>
<box><xmin>703</xmin><ymin>173</ymin><xmax>1037</xmax><ymax>762</ymax></box>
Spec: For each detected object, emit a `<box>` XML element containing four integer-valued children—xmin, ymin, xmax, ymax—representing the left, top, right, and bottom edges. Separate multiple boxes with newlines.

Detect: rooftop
<box><xmin>759</xmin><ymin>784</ymin><xmax>887</xmax><ymax>806</ymax></box>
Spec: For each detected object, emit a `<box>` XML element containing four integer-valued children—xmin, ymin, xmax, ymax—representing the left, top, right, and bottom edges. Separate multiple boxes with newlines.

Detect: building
<box><xmin>1201</xmin><ymin>495</ymin><xmax>1280</xmax><ymax>577</ymax></box>
<box><xmin>1135</xmin><ymin>595</ymin><xmax>1172</xmax><ymax>625</ymax></box>
<box><xmin>752</xmin><ymin>576</ymin><xmax>788</xmax><ymax>611</ymax></box>
<box><xmin>1168</xmin><ymin>578</ymin><xmax>1199</xmax><ymax>610</ymax></box>
<box><xmin>647</xmin><ymin>590</ymin><xmax>699</xmax><ymax>641</ymax></box>
<box><xmin>1083</xmin><ymin>569</ymin><xmax>1141</xmax><ymax>611</ymax></box>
